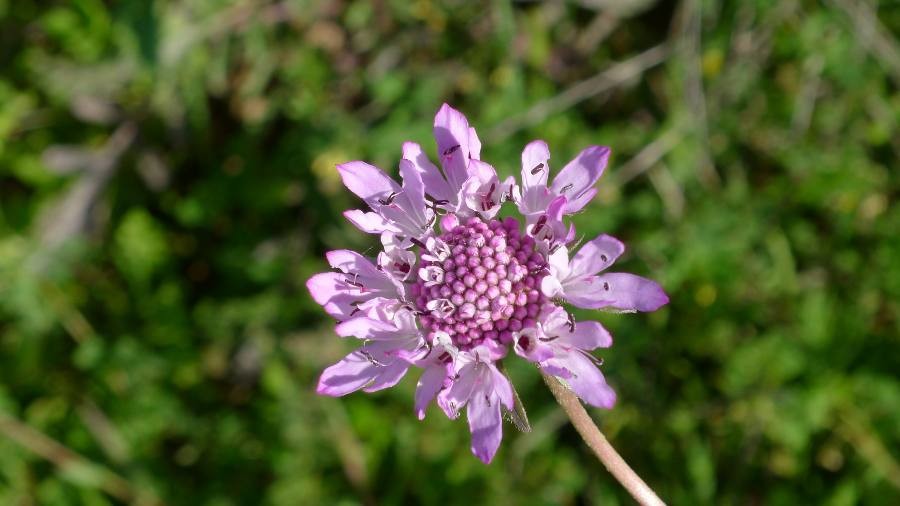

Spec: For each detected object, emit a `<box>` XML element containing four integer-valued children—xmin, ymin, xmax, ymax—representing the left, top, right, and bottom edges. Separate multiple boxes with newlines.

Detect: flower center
<box><xmin>412</xmin><ymin>216</ymin><xmax>551</xmax><ymax>350</ymax></box>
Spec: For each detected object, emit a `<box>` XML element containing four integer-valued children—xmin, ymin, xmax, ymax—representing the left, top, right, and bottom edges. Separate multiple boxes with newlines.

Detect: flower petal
<box><xmin>594</xmin><ymin>273</ymin><xmax>669</xmax><ymax>312</ymax></box>
<box><xmin>513</xmin><ymin>327</ymin><xmax>555</xmax><ymax>363</ymax></box>
<box><xmin>562</xmin><ymin>320</ymin><xmax>613</xmax><ymax>350</ymax></box>
<box><xmin>467</xmin><ymin>387</ymin><xmax>503</xmax><ymax>463</ymax></box>
<box><xmin>440</xmin><ymin>213</ymin><xmax>459</xmax><ymax>234</ymax></box>
<box><xmin>467</xmin><ymin>159</ymin><xmax>497</xmax><ymax>184</ymax></box>
<box><xmin>433</xmin><ymin>103</ymin><xmax>472</xmax><ymax>191</ymax></box>
<box><xmin>550</xmin><ymin>145</ymin><xmax>610</xmax><ymax>213</ymax></box>
<box><xmin>547</xmin><ymin>352</ymin><xmax>616</xmax><ymax>408</ymax></box>
<box><xmin>521</xmin><ymin>140</ymin><xmax>550</xmax><ymax>189</ymax></box>
<box><xmin>438</xmin><ymin>360</ymin><xmax>478</xmax><ymax>419</ymax></box>
<box><xmin>306</xmin><ymin>272</ymin><xmax>352</xmax><ymax>306</ymax></box>
<box><xmin>415</xmin><ymin>364</ymin><xmax>448</xmax><ymax>420</ymax></box>
<box><xmin>398</xmin><ymin>158</ymin><xmax>430</xmax><ymax>226</ymax></box>
<box><xmin>489</xmin><ymin>364</ymin><xmax>514</xmax><ymax>410</ymax></box>
<box><xmin>541</xmin><ymin>275</ymin><xmax>564</xmax><ymax>301</ymax></box>
<box><xmin>326</xmin><ymin>250</ymin><xmax>390</xmax><ymax>286</ymax></box>
<box><xmin>468</xmin><ymin>127</ymin><xmax>482</xmax><ymax>160</ymax></box>
<box><xmin>334</xmin><ymin>316</ymin><xmax>398</xmax><ymax>340</ymax></box>
<box><xmin>344</xmin><ymin>209</ymin><xmax>395</xmax><ymax>234</ymax></box>
<box><xmin>361</xmin><ymin>359</ymin><xmax>410</xmax><ymax>392</ymax></box>
<box><xmin>570</xmin><ymin>234</ymin><xmax>625</xmax><ymax>278</ymax></box>
<box><xmin>305</xmin><ymin>272</ymin><xmax>361</xmax><ymax>319</ymax></box>
<box><xmin>317</xmin><ymin>349</ymin><xmax>408</xmax><ymax>397</ymax></box>
<box><xmin>336</xmin><ymin>161</ymin><xmax>400</xmax><ymax>206</ymax></box>
<box><xmin>553</xmin><ymin>275</ymin><xmax>609</xmax><ymax>309</ymax></box>
<box><xmin>402</xmin><ymin>141</ymin><xmax>453</xmax><ymax>202</ymax></box>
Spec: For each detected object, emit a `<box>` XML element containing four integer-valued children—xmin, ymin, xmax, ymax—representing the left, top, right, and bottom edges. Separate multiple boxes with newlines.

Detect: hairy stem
<box><xmin>541</xmin><ymin>372</ymin><xmax>666</xmax><ymax>506</ymax></box>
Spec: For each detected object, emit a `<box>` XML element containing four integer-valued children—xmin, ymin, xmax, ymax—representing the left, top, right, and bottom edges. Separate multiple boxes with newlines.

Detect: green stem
<box><xmin>541</xmin><ymin>372</ymin><xmax>666</xmax><ymax>506</ymax></box>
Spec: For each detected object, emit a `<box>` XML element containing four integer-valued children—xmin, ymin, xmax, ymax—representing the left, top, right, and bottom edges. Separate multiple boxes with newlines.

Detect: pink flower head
<box><xmin>307</xmin><ymin>104</ymin><xmax>668</xmax><ymax>463</ymax></box>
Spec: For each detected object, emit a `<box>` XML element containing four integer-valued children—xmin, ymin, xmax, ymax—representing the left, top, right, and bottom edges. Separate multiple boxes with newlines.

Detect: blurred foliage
<box><xmin>1</xmin><ymin>0</ymin><xmax>899</xmax><ymax>504</ymax></box>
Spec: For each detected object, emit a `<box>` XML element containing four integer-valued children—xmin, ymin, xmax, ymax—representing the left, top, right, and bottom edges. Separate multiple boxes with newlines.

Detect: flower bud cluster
<box><xmin>412</xmin><ymin>216</ymin><xmax>551</xmax><ymax>350</ymax></box>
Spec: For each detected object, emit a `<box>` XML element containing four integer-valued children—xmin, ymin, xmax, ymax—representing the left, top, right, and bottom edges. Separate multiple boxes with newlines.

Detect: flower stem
<box><xmin>541</xmin><ymin>372</ymin><xmax>666</xmax><ymax>506</ymax></box>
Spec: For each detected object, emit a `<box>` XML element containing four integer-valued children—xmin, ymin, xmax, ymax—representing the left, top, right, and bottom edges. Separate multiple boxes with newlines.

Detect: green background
<box><xmin>1</xmin><ymin>0</ymin><xmax>899</xmax><ymax>504</ymax></box>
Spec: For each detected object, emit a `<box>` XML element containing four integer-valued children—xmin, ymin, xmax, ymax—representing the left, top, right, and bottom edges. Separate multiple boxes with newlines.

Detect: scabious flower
<box><xmin>307</xmin><ymin>104</ymin><xmax>668</xmax><ymax>463</ymax></box>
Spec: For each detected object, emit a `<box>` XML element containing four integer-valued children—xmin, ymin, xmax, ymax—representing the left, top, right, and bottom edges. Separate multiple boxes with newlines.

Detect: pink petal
<box><xmin>513</xmin><ymin>328</ymin><xmax>555</xmax><ymax>363</ymax></box>
<box><xmin>353</xmin><ymin>297</ymin><xmax>401</xmax><ymax>320</ymax></box>
<box><xmin>415</xmin><ymin>364</ymin><xmax>448</xmax><ymax>420</ymax></box>
<box><xmin>334</xmin><ymin>316</ymin><xmax>398</xmax><ymax>339</ymax></box>
<box><xmin>305</xmin><ymin>272</ymin><xmax>359</xmax><ymax>319</ymax></box>
<box><xmin>398</xmin><ymin>159</ymin><xmax>429</xmax><ymax>225</ymax></box>
<box><xmin>567</xmin><ymin>188</ymin><xmax>597</xmax><ymax>213</ymax></box>
<box><xmin>540</xmin><ymin>271</ymin><xmax>565</xmax><ymax>299</ymax></box>
<box><xmin>344</xmin><ymin>209</ymin><xmax>395</xmax><ymax>234</ymax></box>
<box><xmin>317</xmin><ymin>349</ymin><xmax>408</xmax><ymax>397</ymax></box>
<box><xmin>570</xmin><ymin>234</ymin><xmax>625</xmax><ymax>278</ymax></box>
<box><xmin>433</xmin><ymin>103</ymin><xmax>471</xmax><ymax>190</ymax></box>
<box><xmin>468</xmin><ymin>127</ymin><xmax>482</xmax><ymax>160</ymax></box>
<box><xmin>402</xmin><ymin>141</ymin><xmax>453</xmax><ymax>203</ymax></box>
<box><xmin>467</xmin><ymin>388</ymin><xmax>503</xmax><ymax>463</ymax></box>
<box><xmin>467</xmin><ymin>159</ymin><xmax>497</xmax><ymax>184</ymax></box>
<box><xmin>594</xmin><ymin>273</ymin><xmax>669</xmax><ymax>312</ymax></box>
<box><xmin>520</xmin><ymin>140</ymin><xmax>550</xmax><ymax>189</ymax></box>
<box><xmin>489</xmin><ymin>364</ymin><xmax>514</xmax><ymax>411</ymax></box>
<box><xmin>550</xmin><ymin>145</ymin><xmax>610</xmax><ymax>213</ymax></box>
<box><xmin>557</xmin><ymin>276</ymin><xmax>611</xmax><ymax>309</ymax></box>
<box><xmin>531</xmin><ymin>195</ymin><xmax>569</xmax><ymax>245</ymax></box>
<box><xmin>336</xmin><ymin>161</ymin><xmax>400</xmax><ymax>206</ymax></box>
<box><xmin>440</xmin><ymin>213</ymin><xmax>459</xmax><ymax>234</ymax></box>
<box><xmin>306</xmin><ymin>272</ymin><xmax>352</xmax><ymax>306</ymax></box>
<box><xmin>326</xmin><ymin>250</ymin><xmax>386</xmax><ymax>282</ymax></box>
<box><xmin>361</xmin><ymin>359</ymin><xmax>410</xmax><ymax>392</ymax></box>
<box><xmin>547</xmin><ymin>353</ymin><xmax>616</xmax><ymax>408</ymax></box>
<box><xmin>562</xmin><ymin>320</ymin><xmax>613</xmax><ymax>350</ymax></box>
<box><xmin>438</xmin><ymin>361</ymin><xmax>478</xmax><ymax>419</ymax></box>
<box><xmin>540</xmin><ymin>363</ymin><xmax>572</xmax><ymax>378</ymax></box>
<box><xmin>546</xmin><ymin>246</ymin><xmax>571</xmax><ymax>277</ymax></box>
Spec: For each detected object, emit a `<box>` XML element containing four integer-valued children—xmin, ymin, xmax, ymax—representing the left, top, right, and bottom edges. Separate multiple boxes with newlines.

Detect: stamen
<box><xmin>377</xmin><ymin>191</ymin><xmax>398</xmax><ymax>205</ymax></box>
<box><xmin>346</xmin><ymin>273</ymin><xmax>364</xmax><ymax>289</ymax></box>
<box><xmin>360</xmin><ymin>349</ymin><xmax>390</xmax><ymax>367</ymax></box>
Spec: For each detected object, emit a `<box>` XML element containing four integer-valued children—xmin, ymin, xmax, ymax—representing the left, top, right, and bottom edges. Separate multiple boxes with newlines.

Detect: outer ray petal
<box><xmin>468</xmin><ymin>389</ymin><xmax>503</xmax><ymax>463</ymax></box>
<box><xmin>415</xmin><ymin>364</ymin><xmax>449</xmax><ymax>420</ymax></box>
<box><xmin>433</xmin><ymin>103</ymin><xmax>472</xmax><ymax>191</ymax></box>
<box><xmin>546</xmin><ymin>352</ymin><xmax>616</xmax><ymax>408</ymax></box>
<box><xmin>402</xmin><ymin>141</ymin><xmax>453</xmax><ymax>202</ymax></box>
<box><xmin>336</xmin><ymin>161</ymin><xmax>400</xmax><ymax>206</ymax></box>
<box><xmin>570</xmin><ymin>234</ymin><xmax>625</xmax><ymax>278</ymax></box>
<box><xmin>550</xmin><ymin>145</ymin><xmax>610</xmax><ymax>213</ymax></box>
<box><xmin>317</xmin><ymin>349</ymin><xmax>409</xmax><ymax>397</ymax></box>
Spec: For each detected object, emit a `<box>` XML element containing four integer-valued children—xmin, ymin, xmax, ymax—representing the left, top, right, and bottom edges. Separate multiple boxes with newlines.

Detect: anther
<box><xmin>360</xmin><ymin>349</ymin><xmax>390</xmax><ymax>367</ymax></box>
<box><xmin>377</xmin><ymin>192</ymin><xmax>398</xmax><ymax>205</ymax></box>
